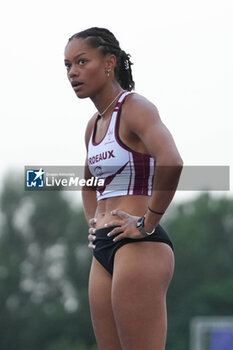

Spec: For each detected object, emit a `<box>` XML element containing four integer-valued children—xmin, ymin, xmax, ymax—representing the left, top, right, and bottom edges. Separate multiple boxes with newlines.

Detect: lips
<box><xmin>71</xmin><ymin>81</ymin><xmax>83</xmax><ymax>87</ymax></box>
<box><xmin>71</xmin><ymin>81</ymin><xmax>84</xmax><ymax>92</ymax></box>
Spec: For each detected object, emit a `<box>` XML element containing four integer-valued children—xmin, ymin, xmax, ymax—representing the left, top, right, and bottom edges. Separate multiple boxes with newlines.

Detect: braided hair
<box><xmin>68</xmin><ymin>27</ymin><xmax>135</xmax><ymax>91</ymax></box>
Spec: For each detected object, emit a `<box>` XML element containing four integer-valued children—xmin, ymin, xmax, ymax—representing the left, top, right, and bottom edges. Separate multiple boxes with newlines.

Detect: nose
<box><xmin>68</xmin><ymin>64</ymin><xmax>79</xmax><ymax>79</ymax></box>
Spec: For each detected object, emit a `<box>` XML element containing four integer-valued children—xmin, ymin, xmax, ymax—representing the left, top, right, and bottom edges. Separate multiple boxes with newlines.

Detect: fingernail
<box><xmin>107</xmin><ymin>233</ymin><xmax>111</xmax><ymax>237</ymax></box>
<box><xmin>104</xmin><ymin>223</ymin><xmax>108</xmax><ymax>227</ymax></box>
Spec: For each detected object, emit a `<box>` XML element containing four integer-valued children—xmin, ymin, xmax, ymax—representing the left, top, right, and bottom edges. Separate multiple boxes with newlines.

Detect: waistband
<box><xmin>95</xmin><ymin>225</ymin><xmax>174</xmax><ymax>251</ymax></box>
<box><xmin>95</xmin><ymin>226</ymin><xmax>121</xmax><ymax>237</ymax></box>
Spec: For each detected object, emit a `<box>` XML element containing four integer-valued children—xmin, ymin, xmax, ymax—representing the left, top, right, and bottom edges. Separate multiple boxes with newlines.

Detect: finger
<box><xmin>113</xmin><ymin>232</ymin><xmax>126</xmax><ymax>242</ymax></box>
<box><xmin>104</xmin><ymin>220</ymin><xmax>122</xmax><ymax>228</ymax></box>
<box><xmin>88</xmin><ymin>227</ymin><xmax>96</xmax><ymax>234</ymax></box>
<box><xmin>111</xmin><ymin>209</ymin><xmax>128</xmax><ymax>220</ymax></box>
<box><xmin>88</xmin><ymin>234</ymin><xmax>96</xmax><ymax>242</ymax></box>
<box><xmin>88</xmin><ymin>242</ymin><xmax>96</xmax><ymax>249</ymax></box>
<box><xmin>89</xmin><ymin>218</ymin><xmax>97</xmax><ymax>227</ymax></box>
<box><xmin>107</xmin><ymin>226</ymin><xmax>124</xmax><ymax>237</ymax></box>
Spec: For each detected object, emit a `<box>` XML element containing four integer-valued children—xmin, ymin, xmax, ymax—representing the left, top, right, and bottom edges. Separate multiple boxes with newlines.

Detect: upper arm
<box><xmin>125</xmin><ymin>94</ymin><xmax>183</xmax><ymax>165</ymax></box>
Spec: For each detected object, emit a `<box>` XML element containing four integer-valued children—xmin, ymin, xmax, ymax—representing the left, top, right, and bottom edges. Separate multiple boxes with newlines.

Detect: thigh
<box><xmin>112</xmin><ymin>242</ymin><xmax>174</xmax><ymax>350</ymax></box>
<box><xmin>89</xmin><ymin>257</ymin><xmax>123</xmax><ymax>350</ymax></box>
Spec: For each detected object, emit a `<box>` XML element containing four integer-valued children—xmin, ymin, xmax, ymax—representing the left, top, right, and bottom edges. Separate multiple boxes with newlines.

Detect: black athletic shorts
<box><xmin>93</xmin><ymin>225</ymin><xmax>173</xmax><ymax>275</ymax></box>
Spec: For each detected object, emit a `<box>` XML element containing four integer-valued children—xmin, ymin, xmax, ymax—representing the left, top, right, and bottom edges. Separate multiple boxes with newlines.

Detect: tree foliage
<box><xmin>0</xmin><ymin>174</ymin><xmax>233</xmax><ymax>350</ymax></box>
<box><xmin>165</xmin><ymin>193</ymin><xmax>233</xmax><ymax>350</ymax></box>
<box><xmin>0</xmin><ymin>175</ymin><xmax>96</xmax><ymax>350</ymax></box>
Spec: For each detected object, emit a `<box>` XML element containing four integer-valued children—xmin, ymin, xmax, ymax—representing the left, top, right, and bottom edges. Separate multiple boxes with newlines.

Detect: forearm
<box><xmin>144</xmin><ymin>163</ymin><xmax>183</xmax><ymax>231</ymax></box>
<box><xmin>82</xmin><ymin>187</ymin><xmax>97</xmax><ymax>225</ymax></box>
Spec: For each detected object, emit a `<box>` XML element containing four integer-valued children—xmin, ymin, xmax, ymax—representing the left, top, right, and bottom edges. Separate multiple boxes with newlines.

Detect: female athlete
<box><xmin>65</xmin><ymin>27</ymin><xmax>183</xmax><ymax>350</ymax></box>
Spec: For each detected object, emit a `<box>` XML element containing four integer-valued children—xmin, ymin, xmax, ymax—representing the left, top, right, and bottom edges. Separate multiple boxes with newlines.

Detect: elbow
<box><xmin>175</xmin><ymin>156</ymin><xmax>183</xmax><ymax>169</ymax></box>
<box><xmin>157</xmin><ymin>154</ymin><xmax>183</xmax><ymax>178</ymax></box>
<box><xmin>173</xmin><ymin>156</ymin><xmax>183</xmax><ymax>175</ymax></box>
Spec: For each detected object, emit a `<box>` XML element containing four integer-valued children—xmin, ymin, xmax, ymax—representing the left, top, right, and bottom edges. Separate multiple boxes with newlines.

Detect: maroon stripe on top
<box><xmin>92</xmin><ymin>91</ymin><xmax>128</xmax><ymax>146</ymax></box>
<box><xmin>127</xmin><ymin>156</ymin><xmax>133</xmax><ymax>195</ymax></box>
<box><xmin>114</xmin><ymin>93</ymin><xmax>153</xmax><ymax>160</ymax></box>
<box><xmin>132</xmin><ymin>152</ymin><xmax>150</xmax><ymax>195</ymax></box>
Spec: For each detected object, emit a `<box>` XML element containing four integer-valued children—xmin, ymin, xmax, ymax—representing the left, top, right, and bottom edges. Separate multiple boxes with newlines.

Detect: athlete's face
<box><xmin>64</xmin><ymin>38</ymin><xmax>111</xmax><ymax>99</ymax></box>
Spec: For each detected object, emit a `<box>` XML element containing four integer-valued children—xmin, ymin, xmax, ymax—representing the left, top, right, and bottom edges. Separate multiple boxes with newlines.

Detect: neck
<box><xmin>91</xmin><ymin>83</ymin><xmax>124</xmax><ymax>119</ymax></box>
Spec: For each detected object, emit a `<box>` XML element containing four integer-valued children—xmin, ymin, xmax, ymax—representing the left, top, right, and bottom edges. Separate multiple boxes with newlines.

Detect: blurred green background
<box><xmin>0</xmin><ymin>174</ymin><xmax>233</xmax><ymax>350</ymax></box>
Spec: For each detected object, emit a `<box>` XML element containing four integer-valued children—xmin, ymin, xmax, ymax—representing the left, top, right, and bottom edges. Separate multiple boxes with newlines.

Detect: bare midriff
<box><xmin>94</xmin><ymin>195</ymin><xmax>150</xmax><ymax>229</ymax></box>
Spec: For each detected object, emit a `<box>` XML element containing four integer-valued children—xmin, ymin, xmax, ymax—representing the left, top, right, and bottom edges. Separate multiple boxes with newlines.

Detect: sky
<box><xmin>0</xmin><ymin>0</ymin><xmax>232</xmax><ymax>204</ymax></box>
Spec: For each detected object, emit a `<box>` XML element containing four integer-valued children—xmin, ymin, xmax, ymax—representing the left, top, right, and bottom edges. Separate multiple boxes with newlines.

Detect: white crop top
<box><xmin>88</xmin><ymin>91</ymin><xmax>155</xmax><ymax>201</ymax></box>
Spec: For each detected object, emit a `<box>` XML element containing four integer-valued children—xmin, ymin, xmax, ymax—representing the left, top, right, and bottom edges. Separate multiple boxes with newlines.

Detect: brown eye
<box><xmin>79</xmin><ymin>59</ymin><xmax>87</xmax><ymax>66</ymax></box>
<box><xmin>65</xmin><ymin>63</ymin><xmax>71</xmax><ymax>71</ymax></box>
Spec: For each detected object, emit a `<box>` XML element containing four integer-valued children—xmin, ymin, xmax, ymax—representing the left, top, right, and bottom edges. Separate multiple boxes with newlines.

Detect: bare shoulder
<box><xmin>124</xmin><ymin>92</ymin><xmax>160</xmax><ymax>119</ymax></box>
<box><xmin>123</xmin><ymin>92</ymin><xmax>182</xmax><ymax>164</ymax></box>
<box><xmin>123</xmin><ymin>92</ymin><xmax>162</xmax><ymax>133</ymax></box>
<box><xmin>84</xmin><ymin>113</ymin><xmax>98</xmax><ymax>149</ymax></box>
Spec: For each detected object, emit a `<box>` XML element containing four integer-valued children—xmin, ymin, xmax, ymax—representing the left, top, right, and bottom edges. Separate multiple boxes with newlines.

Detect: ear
<box><xmin>104</xmin><ymin>54</ymin><xmax>117</xmax><ymax>72</ymax></box>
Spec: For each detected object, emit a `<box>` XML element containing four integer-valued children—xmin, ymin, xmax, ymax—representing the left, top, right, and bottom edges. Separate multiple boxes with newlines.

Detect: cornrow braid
<box><xmin>68</xmin><ymin>27</ymin><xmax>135</xmax><ymax>91</ymax></box>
